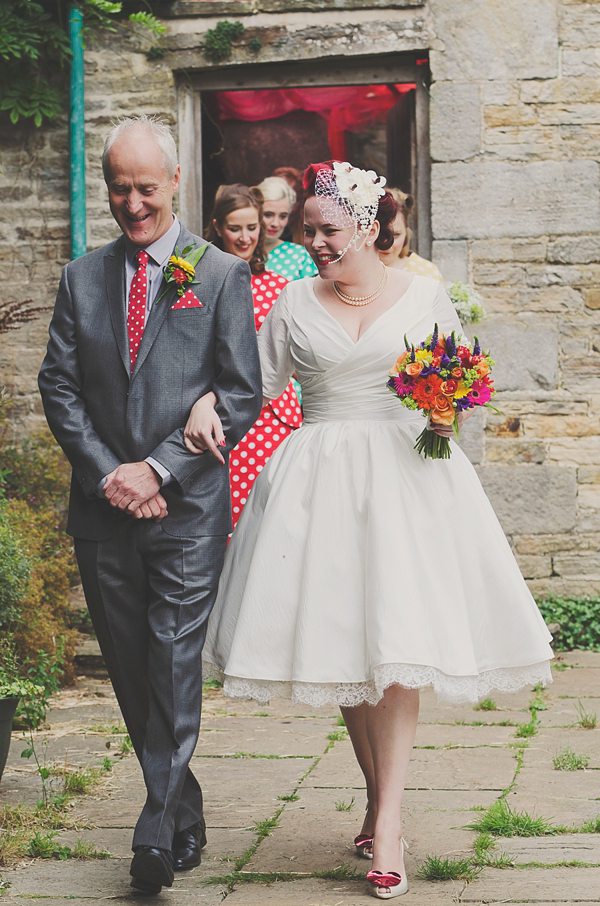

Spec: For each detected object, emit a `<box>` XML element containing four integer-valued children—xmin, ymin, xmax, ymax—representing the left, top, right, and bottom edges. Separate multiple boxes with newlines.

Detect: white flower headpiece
<box><xmin>315</xmin><ymin>162</ymin><xmax>387</xmax><ymax>259</ymax></box>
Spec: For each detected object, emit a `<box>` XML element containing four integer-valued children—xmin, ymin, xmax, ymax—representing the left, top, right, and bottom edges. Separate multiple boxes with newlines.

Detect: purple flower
<box><xmin>455</xmin><ymin>397</ymin><xmax>474</xmax><ymax>411</ymax></box>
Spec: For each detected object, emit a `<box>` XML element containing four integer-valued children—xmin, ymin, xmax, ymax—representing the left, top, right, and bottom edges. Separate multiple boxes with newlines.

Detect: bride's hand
<box><xmin>184</xmin><ymin>392</ymin><xmax>226</xmax><ymax>463</ymax></box>
<box><xmin>431</xmin><ymin>409</ymin><xmax>473</xmax><ymax>438</ymax></box>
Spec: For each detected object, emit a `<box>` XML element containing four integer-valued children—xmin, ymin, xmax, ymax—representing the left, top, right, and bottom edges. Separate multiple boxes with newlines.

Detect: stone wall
<box><xmin>428</xmin><ymin>0</ymin><xmax>600</xmax><ymax>596</ymax></box>
<box><xmin>0</xmin><ymin>0</ymin><xmax>598</xmax><ymax>594</ymax></box>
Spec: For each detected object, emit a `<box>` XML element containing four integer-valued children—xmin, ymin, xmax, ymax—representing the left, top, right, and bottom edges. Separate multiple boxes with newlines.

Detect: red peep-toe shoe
<box><xmin>354</xmin><ymin>833</ymin><xmax>374</xmax><ymax>859</ymax></box>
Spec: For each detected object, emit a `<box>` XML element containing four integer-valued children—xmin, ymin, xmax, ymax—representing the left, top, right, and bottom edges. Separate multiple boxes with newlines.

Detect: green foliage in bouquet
<box><xmin>446</xmin><ymin>281</ymin><xmax>486</xmax><ymax>325</ymax></box>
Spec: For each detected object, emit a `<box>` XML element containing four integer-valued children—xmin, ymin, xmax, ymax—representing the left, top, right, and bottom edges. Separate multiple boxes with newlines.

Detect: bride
<box><xmin>184</xmin><ymin>161</ymin><xmax>553</xmax><ymax>899</ymax></box>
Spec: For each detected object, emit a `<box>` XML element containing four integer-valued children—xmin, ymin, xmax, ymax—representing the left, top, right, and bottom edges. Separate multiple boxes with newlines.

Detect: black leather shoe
<box><xmin>173</xmin><ymin>820</ymin><xmax>206</xmax><ymax>871</ymax></box>
<box><xmin>130</xmin><ymin>846</ymin><xmax>174</xmax><ymax>892</ymax></box>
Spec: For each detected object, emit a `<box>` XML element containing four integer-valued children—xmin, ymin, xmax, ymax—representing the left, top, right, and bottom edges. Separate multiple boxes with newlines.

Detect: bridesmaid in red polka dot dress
<box><xmin>205</xmin><ymin>184</ymin><xmax>302</xmax><ymax>528</ymax></box>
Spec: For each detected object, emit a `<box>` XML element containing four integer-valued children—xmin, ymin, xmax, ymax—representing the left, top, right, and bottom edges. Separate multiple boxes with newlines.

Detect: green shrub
<box><xmin>0</xmin><ymin>518</ymin><xmax>29</xmax><ymax>629</ymax></box>
<box><xmin>0</xmin><ymin>428</ymin><xmax>76</xmax><ymax>688</ymax></box>
<box><xmin>537</xmin><ymin>596</ymin><xmax>600</xmax><ymax>651</ymax></box>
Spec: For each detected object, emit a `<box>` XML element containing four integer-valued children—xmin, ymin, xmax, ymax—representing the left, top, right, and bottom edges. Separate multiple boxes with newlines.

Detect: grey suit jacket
<box><xmin>39</xmin><ymin>225</ymin><xmax>262</xmax><ymax>540</ymax></box>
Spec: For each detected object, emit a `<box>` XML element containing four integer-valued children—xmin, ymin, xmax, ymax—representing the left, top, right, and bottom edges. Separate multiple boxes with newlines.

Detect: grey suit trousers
<box><xmin>75</xmin><ymin>520</ymin><xmax>227</xmax><ymax>850</ymax></box>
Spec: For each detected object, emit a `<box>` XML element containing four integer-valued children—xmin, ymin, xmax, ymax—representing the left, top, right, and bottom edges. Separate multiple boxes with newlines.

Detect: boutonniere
<box><xmin>155</xmin><ymin>243</ymin><xmax>208</xmax><ymax>304</ymax></box>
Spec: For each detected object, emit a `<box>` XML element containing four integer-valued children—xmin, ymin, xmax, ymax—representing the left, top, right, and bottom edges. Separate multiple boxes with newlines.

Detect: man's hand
<box><xmin>131</xmin><ymin>492</ymin><xmax>169</xmax><ymax>522</ymax></box>
<box><xmin>103</xmin><ymin>462</ymin><xmax>161</xmax><ymax>512</ymax></box>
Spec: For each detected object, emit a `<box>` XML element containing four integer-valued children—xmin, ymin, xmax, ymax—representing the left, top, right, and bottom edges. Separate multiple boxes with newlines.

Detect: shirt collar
<box><xmin>125</xmin><ymin>215</ymin><xmax>180</xmax><ymax>267</ymax></box>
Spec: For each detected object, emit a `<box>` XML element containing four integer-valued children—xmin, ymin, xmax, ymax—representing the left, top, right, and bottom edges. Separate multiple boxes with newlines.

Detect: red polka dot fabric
<box><xmin>171</xmin><ymin>287</ymin><xmax>203</xmax><ymax>309</ymax></box>
<box><xmin>230</xmin><ymin>271</ymin><xmax>302</xmax><ymax>529</ymax></box>
<box><xmin>127</xmin><ymin>249</ymin><xmax>148</xmax><ymax>372</ymax></box>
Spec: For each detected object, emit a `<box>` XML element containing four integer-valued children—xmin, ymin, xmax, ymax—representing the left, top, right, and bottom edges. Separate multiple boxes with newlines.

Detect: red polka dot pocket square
<box><xmin>171</xmin><ymin>288</ymin><xmax>202</xmax><ymax>309</ymax></box>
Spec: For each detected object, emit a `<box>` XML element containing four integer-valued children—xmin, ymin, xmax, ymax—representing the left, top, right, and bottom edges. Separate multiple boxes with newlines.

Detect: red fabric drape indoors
<box><xmin>216</xmin><ymin>84</ymin><xmax>415</xmax><ymax>160</ymax></box>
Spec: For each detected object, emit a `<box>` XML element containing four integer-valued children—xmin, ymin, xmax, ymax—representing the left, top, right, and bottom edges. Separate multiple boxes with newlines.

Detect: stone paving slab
<box><xmin>69</xmin><ymin>754</ymin><xmax>312</xmax><ymax>831</ymax></box>
<box><xmin>246</xmin><ymin>787</ymin><xmax>493</xmax><ymax>874</ymax></box>
<box><xmin>2</xmin><ymin>860</ymin><xmax>224</xmax><ymax>903</ymax></box>
<box><xmin>54</xmin><ymin>825</ymin><xmax>255</xmax><ymax>874</ymax></box>
<box><xmin>463</xmin><ymin>866</ymin><xmax>600</xmax><ymax>901</ymax></box>
<box><xmin>526</xmin><ymin>727</ymin><xmax>600</xmax><ymax>765</ymax></box>
<box><xmin>496</xmin><ymin>833</ymin><xmax>600</xmax><ymax>865</ymax></box>
<box><xmin>196</xmin><ymin>717</ymin><xmax>333</xmax><ymax>758</ymax></box>
<box><xmin>414</xmin><ymin>723</ymin><xmax>516</xmax><ymax>747</ymax></box>
<box><xmin>307</xmin><ymin>738</ymin><xmax>516</xmax><ymax>792</ymax></box>
<box><xmin>223</xmin><ymin>877</ymin><xmax>461</xmax><ymax>905</ymax></box>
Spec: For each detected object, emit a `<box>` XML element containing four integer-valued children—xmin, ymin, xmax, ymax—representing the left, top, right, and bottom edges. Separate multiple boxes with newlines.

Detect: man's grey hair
<box><xmin>102</xmin><ymin>115</ymin><xmax>179</xmax><ymax>180</ymax></box>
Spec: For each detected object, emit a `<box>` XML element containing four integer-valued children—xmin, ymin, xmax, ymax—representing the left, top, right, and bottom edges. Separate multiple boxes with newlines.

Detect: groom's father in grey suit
<box><xmin>39</xmin><ymin>116</ymin><xmax>261</xmax><ymax>893</ymax></box>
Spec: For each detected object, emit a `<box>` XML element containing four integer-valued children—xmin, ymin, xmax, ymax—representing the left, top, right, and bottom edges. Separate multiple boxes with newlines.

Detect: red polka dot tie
<box><xmin>127</xmin><ymin>249</ymin><xmax>149</xmax><ymax>372</ymax></box>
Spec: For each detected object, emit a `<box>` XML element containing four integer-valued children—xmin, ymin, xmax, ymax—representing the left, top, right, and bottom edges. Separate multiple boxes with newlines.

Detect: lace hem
<box><xmin>202</xmin><ymin>660</ymin><xmax>553</xmax><ymax>707</ymax></box>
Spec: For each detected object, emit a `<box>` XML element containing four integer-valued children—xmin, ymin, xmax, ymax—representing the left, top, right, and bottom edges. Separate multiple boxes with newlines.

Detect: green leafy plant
<box><xmin>203</xmin><ymin>20</ymin><xmax>245</xmax><ymax>63</ymax></box>
<box><xmin>574</xmin><ymin>700</ymin><xmax>597</xmax><ymax>730</ymax></box>
<box><xmin>335</xmin><ymin>796</ymin><xmax>355</xmax><ymax>812</ymax></box>
<box><xmin>474</xmin><ymin>698</ymin><xmax>497</xmax><ymax>712</ymax></box>
<box><xmin>468</xmin><ymin>798</ymin><xmax>556</xmax><ymax>837</ymax></box>
<box><xmin>0</xmin><ymin>0</ymin><xmax>165</xmax><ymax>129</ymax></box>
<box><xmin>514</xmin><ymin>710</ymin><xmax>540</xmax><ymax>738</ymax></box>
<box><xmin>472</xmin><ymin>832</ymin><xmax>514</xmax><ymax>868</ymax></box>
<box><xmin>537</xmin><ymin>596</ymin><xmax>600</xmax><ymax>651</ymax></box>
<box><xmin>416</xmin><ymin>854</ymin><xmax>479</xmax><ymax>881</ymax></box>
<box><xmin>552</xmin><ymin>747</ymin><xmax>590</xmax><ymax>771</ymax></box>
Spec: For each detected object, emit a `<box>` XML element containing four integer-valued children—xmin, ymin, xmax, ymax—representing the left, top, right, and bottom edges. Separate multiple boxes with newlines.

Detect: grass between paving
<box><xmin>205</xmin><ymin>721</ymin><xmax>363</xmax><ymax>891</ymax></box>
<box><xmin>0</xmin><ymin>725</ymin><xmax>133</xmax><ymax>874</ymax></box>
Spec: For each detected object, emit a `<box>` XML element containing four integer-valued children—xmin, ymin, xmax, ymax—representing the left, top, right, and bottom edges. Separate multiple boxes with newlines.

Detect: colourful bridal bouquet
<box><xmin>387</xmin><ymin>325</ymin><xmax>497</xmax><ymax>460</ymax></box>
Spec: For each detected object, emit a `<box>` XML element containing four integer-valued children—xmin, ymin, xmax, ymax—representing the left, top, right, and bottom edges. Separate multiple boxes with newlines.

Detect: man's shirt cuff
<box><xmin>145</xmin><ymin>457</ymin><xmax>172</xmax><ymax>486</ymax></box>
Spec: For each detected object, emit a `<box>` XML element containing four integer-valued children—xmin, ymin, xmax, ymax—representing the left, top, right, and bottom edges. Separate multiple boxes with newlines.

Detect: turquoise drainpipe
<box><xmin>69</xmin><ymin>4</ymin><xmax>86</xmax><ymax>259</ymax></box>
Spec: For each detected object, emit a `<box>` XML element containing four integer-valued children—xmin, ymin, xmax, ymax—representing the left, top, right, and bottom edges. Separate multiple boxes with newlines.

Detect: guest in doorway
<box><xmin>200</xmin><ymin>184</ymin><xmax>302</xmax><ymax>528</ymax></box>
<box><xmin>379</xmin><ymin>188</ymin><xmax>444</xmax><ymax>281</ymax></box>
<box><xmin>258</xmin><ymin>175</ymin><xmax>317</xmax><ymax>281</ymax></box>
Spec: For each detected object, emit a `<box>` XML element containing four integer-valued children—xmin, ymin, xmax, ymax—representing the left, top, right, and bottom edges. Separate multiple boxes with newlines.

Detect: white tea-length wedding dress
<box><xmin>203</xmin><ymin>275</ymin><xmax>553</xmax><ymax>705</ymax></box>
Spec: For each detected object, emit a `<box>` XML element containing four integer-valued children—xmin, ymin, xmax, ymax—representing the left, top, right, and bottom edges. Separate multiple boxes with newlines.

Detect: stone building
<box><xmin>0</xmin><ymin>0</ymin><xmax>598</xmax><ymax>596</ymax></box>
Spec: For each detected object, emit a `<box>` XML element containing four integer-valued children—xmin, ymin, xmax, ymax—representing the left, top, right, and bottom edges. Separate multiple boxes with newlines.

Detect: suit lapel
<box><xmin>132</xmin><ymin>226</ymin><xmax>208</xmax><ymax>378</ymax></box>
<box><xmin>104</xmin><ymin>238</ymin><xmax>130</xmax><ymax>377</ymax></box>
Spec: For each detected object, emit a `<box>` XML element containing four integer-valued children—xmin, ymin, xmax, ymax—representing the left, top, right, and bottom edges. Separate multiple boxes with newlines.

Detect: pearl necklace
<box><xmin>333</xmin><ymin>264</ymin><xmax>388</xmax><ymax>307</ymax></box>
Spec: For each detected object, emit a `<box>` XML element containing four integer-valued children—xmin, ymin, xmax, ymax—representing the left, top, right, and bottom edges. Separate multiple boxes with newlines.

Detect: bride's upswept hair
<box><xmin>302</xmin><ymin>161</ymin><xmax>397</xmax><ymax>252</ymax></box>
<box><xmin>205</xmin><ymin>184</ymin><xmax>267</xmax><ymax>275</ymax></box>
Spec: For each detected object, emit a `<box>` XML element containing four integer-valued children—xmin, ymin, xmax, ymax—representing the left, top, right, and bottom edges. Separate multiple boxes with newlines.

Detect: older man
<box><xmin>39</xmin><ymin>116</ymin><xmax>261</xmax><ymax>893</ymax></box>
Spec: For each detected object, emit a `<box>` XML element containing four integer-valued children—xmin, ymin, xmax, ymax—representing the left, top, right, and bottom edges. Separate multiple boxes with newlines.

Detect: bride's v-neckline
<box><xmin>308</xmin><ymin>276</ymin><xmax>417</xmax><ymax>346</ymax></box>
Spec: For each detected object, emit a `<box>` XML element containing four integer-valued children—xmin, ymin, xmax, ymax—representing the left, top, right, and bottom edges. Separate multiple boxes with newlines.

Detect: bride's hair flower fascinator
<box><xmin>315</xmin><ymin>162</ymin><xmax>387</xmax><ymax>261</ymax></box>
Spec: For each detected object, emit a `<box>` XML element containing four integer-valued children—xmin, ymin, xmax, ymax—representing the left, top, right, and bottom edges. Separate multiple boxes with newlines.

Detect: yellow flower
<box><xmin>453</xmin><ymin>381</ymin><xmax>470</xmax><ymax>399</ymax></box>
<box><xmin>169</xmin><ymin>255</ymin><xmax>195</xmax><ymax>278</ymax></box>
<box><xmin>414</xmin><ymin>349</ymin><xmax>432</xmax><ymax>363</ymax></box>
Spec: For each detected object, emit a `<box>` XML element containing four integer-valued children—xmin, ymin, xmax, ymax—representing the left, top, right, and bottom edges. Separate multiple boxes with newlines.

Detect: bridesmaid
<box><xmin>379</xmin><ymin>188</ymin><xmax>444</xmax><ymax>281</ymax></box>
<box><xmin>204</xmin><ymin>184</ymin><xmax>302</xmax><ymax>528</ymax></box>
<box><xmin>258</xmin><ymin>176</ymin><xmax>318</xmax><ymax>281</ymax></box>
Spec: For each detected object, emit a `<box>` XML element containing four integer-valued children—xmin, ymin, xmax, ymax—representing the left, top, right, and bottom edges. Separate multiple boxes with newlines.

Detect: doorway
<box><xmin>177</xmin><ymin>52</ymin><xmax>431</xmax><ymax>254</ymax></box>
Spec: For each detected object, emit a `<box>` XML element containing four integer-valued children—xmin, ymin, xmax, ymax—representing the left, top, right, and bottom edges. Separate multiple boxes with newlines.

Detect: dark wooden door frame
<box><xmin>176</xmin><ymin>52</ymin><xmax>431</xmax><ymax>256</ymax></box>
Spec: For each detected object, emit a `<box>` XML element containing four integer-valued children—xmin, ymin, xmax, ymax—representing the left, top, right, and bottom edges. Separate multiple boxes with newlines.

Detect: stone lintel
<box><xmin>165</xmin><ymin>0</ymin><xmax>424</xmax><ymax>16</ymax></box>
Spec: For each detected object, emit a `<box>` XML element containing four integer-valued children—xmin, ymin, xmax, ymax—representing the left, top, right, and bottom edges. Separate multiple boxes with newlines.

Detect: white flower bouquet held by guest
<box><xmin>445</xmin><ymin>280</ymin><xmax>487</xmax><ymax>325</ymax></box>
<box><xmin>194</xmin><ymin>160</ymin><xmax>553</xmax><ymax>900</ymax></box>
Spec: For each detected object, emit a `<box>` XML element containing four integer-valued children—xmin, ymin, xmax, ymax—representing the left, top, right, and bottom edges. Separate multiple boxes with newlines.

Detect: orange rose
<box><xmin>431</xmin><ymin>407</ymin><xmax>456</xmax><ymax>426</ymax></box>
<box><xmin>440</xmin><ymin>379</ymin><xmax>458</xmax><ymax>396</ymax></box>
<box><xmin>395</xmin><ymin>351</ymin><xmax>409</xmax><ymax>368</ymax></box>
<box><xmin>434</xmin><ymin>393</ymin><xmax>453</xmax><ymax>411</ymax></box>
<box><xmin>406</xmin><ymin>361</ymin><xmax>424</xmax><ymax>377</ymax></box>
<box><xmin>477</xmin><ymin>362</ymin><xmax>490</xmax><ymax>377</ymax></box>
<box><xmin>451</xmin><ymin>367</ymin><xmax>463</xmax><ymax>379</ymax></box>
